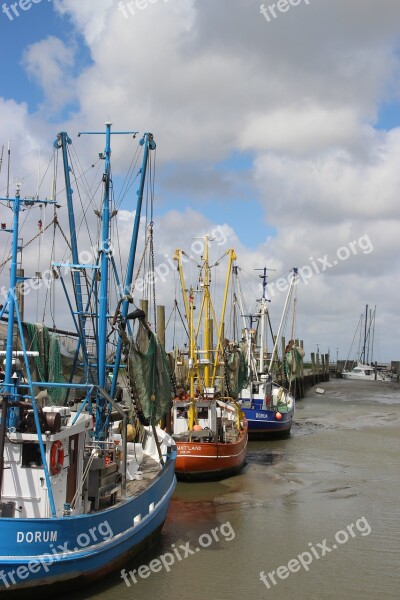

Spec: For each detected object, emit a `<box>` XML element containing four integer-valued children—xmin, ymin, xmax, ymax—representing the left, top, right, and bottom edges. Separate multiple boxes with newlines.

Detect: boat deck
<box><xmin>118</xmin><ymin>453</ymin><xmax>161</xmax><ymax>499</ymax></box>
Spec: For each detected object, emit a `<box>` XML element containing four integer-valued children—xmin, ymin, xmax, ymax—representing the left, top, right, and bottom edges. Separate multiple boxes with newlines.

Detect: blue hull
<box><xmin>242</xmin><ymin>406</ymin><xmax>293</xmax><ymax>438</ymax></box>
<box><xmin>0</xmin><ymin>454</ymin><xmax>176</xmax><ymax>592</ymax></box>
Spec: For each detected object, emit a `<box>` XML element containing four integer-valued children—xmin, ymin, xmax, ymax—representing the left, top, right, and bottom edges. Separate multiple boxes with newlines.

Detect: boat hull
<box><xmin>341</xmin><ymin>372</ymin><xmax>390</xmax><ymax>381</ymax></box>
<box><xmin>242</xmin><ymin>406</ymin><xmax>293</xmax><ymax>438</ymax></box>
<box><xmin>175</xmin><ymin>427</ymin><xmax>247</xmax><ymax>481</ymax></box>
<box><xmin>0</xmin><ymin>454</ymin><xmax>176</xmax><ymax>593</ymax></box>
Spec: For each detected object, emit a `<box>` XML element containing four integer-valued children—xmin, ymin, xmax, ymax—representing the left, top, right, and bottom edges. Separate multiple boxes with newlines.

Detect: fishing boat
<box><xmin>342</xmin><ymin>305</ymin><xmax>391</xmax><ymax>382</ymax></box>
<box><xmin>170</xmin><ymin>239</ymin><xmax>248</xmax><ymax>481</ymax></box>
<box><xmin>0</xmin><ymin>124</ymin><xmax>177</xmax><ymax>593</ymax></box>
<box><xmin>236</xmin><ymin>268</ymin><xmax>299</xmax><ymax>438</ymax></box>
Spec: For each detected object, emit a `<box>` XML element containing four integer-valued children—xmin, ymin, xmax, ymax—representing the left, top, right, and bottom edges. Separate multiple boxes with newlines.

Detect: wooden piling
<box><xmin>316</xmin><ymin>352</ymin><xmax>321</xmax><ymax>383</ymax></box>
<box><xmin>157</xmin><ymin>305</ymin><xmax>166</xmax><ymax>348</ymax></box>
<box><xmin>311</xmin><ymin>352</ymin><xmax>316</xmax><ymax>385</ymax></box>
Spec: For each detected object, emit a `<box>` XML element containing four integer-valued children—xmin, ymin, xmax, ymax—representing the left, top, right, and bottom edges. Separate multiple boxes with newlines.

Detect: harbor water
<box><xmin>65</xmin><ymin>378</ymin><xmax>400</xmax><ymax>600</ymax></box>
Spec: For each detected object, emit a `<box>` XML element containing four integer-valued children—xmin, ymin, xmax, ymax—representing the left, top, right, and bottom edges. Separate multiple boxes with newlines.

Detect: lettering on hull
<box><xmin>17</xmin><ymin>531</ymin><xmax>58</xmax><ymax>543</ymax></box>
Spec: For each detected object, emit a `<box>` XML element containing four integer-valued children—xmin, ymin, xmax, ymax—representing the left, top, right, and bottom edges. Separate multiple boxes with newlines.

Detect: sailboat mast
<box><xmin>370</xmin><ymin>305</ymin><xmax>376</xmax><ymax>364</ymax></box>
<box><xmin>361</xmin><ymin>304</ymin><xmax>368</xmax><ymax>364</ymax></box>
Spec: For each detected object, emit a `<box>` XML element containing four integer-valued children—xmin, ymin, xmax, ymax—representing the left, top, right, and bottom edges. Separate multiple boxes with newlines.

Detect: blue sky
<box><xmin>1</xmin><ymin>0</ymin><xmax>400</xmax><ymax>362</ymax></box>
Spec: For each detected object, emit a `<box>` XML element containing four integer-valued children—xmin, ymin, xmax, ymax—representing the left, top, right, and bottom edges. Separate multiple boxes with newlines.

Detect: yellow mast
<box><xmin>174</xmin><ymin>238</ymin><xmax>237</xmax><ymax>397</ymax></box>
<box><xmin>211</xmin><ymin>249</ymin><xmax>237</xmax><ymax>386</ymax></box>
<box><xmin>188</xmin><ymin>286</ymin><xmax>196</xmax><ymax>400</ymax></box>
<box><xmin>173</xmin><ymin>250</ymin><xmax>197</xmax><ymax>415</ymax></box>
<box><xmin>202</xmin><ymin>235</ymin><xmax>211</xmax><ymax>388</ymax></box>
<box><xmin>173</xmin><ymin>249</ymin><xmax>191</xmax><ymax>321</ymax></box>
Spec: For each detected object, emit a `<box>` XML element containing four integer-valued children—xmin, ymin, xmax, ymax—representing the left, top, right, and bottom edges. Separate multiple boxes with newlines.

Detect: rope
<box><xmin>55</xmin><ymin>218</ymin><xmax>72</xmax><ymax>251</ymax></box>
<box><xmin>130</xmin><ymin>225</ymin><xmax>152</xmax><ymax>294</ymax></box>
<box><xmin>71</xmin><ymin>446</ymin><xmax>100</xmax><ymax>509</ymax></box>
<box><xmin>0</xmin><ymin>218</ymin><xmax>56</xmax><ymax>269</ymax></box>
<box><xmin>149</xmin><ymin>223</ymin><xmax>157</xmax><ymax>331</ymax></box>
<box><xmin>290</xmin><ymin>295</ymin><xmax>297</xmax><ymax>340</ymax></box>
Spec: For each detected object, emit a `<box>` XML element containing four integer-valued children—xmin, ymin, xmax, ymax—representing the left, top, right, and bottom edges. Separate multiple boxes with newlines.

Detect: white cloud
<box><xmin>1</xmin><ymin>0</ymin><xmax>400</xmax><ymax>362</ymax></box>
<box><xmin>21</xmin><ymin>36</ymin><xmax>76</xmax><ymax>114</ymax></box>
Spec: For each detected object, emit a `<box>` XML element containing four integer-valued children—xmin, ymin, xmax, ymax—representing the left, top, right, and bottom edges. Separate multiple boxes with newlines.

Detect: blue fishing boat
<box><xmin>237</xmin><ymin>268</ymin><xmax>301</xmax><ymax>438</ymax></box>
<box><xmin>0</xmin><ymin>124</ymin><xmax>176</xmax><ymax>592</ymax></box>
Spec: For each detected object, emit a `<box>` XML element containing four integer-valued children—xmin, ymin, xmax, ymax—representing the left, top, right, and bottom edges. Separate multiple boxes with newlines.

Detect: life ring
<box><xmin>50</xmin><ymin>440</ymin><xmax>64</xmax><ymax>475</ymax></box>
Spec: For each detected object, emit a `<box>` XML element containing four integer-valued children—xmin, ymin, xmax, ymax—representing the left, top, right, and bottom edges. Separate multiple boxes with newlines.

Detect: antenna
<box><xmin>36</xmin><ymin>144</ymin><xmax>41</xmax><ymax>199</ymax></box>
<box><xmin>0</xmin><ymin>145</ymin><xmax>4</xmax><ymax>177</ymax></box>
<box><xmin>6</xmin><ymin>141</ymin><xmax>11</xmax><ymax>199</ymax></box>
<box><xmin>255</xmin><ymin>266</ymin><xmax>276</xmax><ymax>302</ymax></box>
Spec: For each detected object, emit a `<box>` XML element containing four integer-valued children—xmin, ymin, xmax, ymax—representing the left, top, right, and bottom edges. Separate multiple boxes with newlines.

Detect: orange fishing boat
<box><xmin>171</xmin><ymin>238</ymin><xmax>248</xmax><ymax>481</ymax></box>
<box><xmin>173</xmin><ymin>395</ymin><xmax>248</xmax><ymax>480</ymax></box>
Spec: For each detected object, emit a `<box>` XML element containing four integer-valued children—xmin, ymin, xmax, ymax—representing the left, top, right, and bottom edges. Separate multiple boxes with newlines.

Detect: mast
<box><xmin>202</xmin><ymin>236</ymin><xmax>211</xmax><ymax>388</ymax></box>
<box><xmin>189</xmin><ymin>286</ymin><xmax>196</xmax><ymax>399</ymax></box>
<box><xmin>0</xmin><ymin>185</ymin><xmax>57</xmax><ymax>513</ymax></box>
<box><xmin>267</xmin><ymin>268</ymin><xmax>298</xmax><ymax>374</ymax></box>
<box><xmin>233</xmin><ymin>266</ymin><xmax>254</xmax><ymax>381</ymax></box>
<box><xmin>97</xmin><ymin>123</ymin><xmax>112</xmax><ymax>389</ymax></box>
<box><xmin>370</xmin><ymin>305</ymin><xmax>376</xmax><ymax>364</ymax></box>
<box><xmin>361</xmin><ymin>304</ymin><xmax>368</xmax><ymax>364</ymax></box>
<box><xmin>110</xmin><ymin>132</ymin><xmax>156</xmax><ymax>398</ymax></box>
<box><xmin>255</xmin><ymin>267</ymin><xmax>273</xmax><ymax>374</ymax></box>
<box><xmin>77</xmin><ymin>124</ymin><xmax>139</xmax><ymax>436</ymax></box>
<box><xmin>3</xmin><ymin>184</ymin><xmax>22</xmax><ymax>428</ymax></box>
<box><xmin>6</xmin><ymin>141</ymin><xmax>11</xmax><ymax>199</ymax></box>
<box><xmin>55</xmin><ymin>132</ymin><xmax>90</xmax><ymax>379</ymax></box>
<box><xmin>211</xmin><ymin>247</ymin><xmax>236</xmax><ymax>387</ymax></box>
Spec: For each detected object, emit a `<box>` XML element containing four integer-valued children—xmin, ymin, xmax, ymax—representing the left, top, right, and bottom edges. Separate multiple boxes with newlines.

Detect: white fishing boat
<box><xmin>236</xmin><ymin>268</ymin><xmax>299</xmax><ymax>438</ymax></box>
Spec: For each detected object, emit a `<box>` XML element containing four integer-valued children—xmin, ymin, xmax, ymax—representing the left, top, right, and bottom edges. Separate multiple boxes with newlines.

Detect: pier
<box><xmin>271</xmin><ymin>338</ymin><xmax>331</xmax><ymax>400</ymax></box>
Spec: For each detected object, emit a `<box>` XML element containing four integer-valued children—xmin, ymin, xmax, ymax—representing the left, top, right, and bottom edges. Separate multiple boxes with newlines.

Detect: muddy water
<box><xmin>70</xmin><ymin>379</ymin><xmax>400</xmax><ymax>600</ymax></box>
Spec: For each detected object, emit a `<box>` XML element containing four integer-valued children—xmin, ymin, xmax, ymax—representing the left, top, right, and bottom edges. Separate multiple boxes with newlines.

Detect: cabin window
<box><xmin>176</xmin><ymin>408</ymin><xmax>187</xmax><ymax>419</ymax></box>
<box><xmin>197</xmin><ymin>407</ymin><xmax>209</xmax><ymax>420</ymax></box>
<box><xmin>21</xmin><ymin>443</ymin><xmax>44</xmax><ymax>468</ymax></box>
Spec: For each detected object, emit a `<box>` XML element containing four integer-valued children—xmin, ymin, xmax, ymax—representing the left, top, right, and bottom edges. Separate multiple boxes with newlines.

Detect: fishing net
<box><xmin>127</xmin><ymin>323</ymin><xmax>173</xmax><ymax>426</ymax></box>
<box><xmin>285</xmin><ymin>346</ymin><xmax>304</xmax><ymax>382</ymax></box>
<box><xmin>25</xmin><ymin>323</ymin><xmax>66</xmax><ymax>404</ymax></box>
<box><xmin>224</xmin><ymin>343</ymin><xmax>248</xmax><ymax>399</ymax></box>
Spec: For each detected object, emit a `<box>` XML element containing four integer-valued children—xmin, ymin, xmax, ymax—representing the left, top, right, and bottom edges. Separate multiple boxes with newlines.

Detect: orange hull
<box><xmin>175</xmin><ymin>422</ymin><xmax>248</xmax><ymax>481</ymax></box>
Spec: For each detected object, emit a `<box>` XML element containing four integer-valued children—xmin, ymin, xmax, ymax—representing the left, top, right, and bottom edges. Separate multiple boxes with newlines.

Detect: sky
<box><xmin>0</xmin><ymin>0</ymin><xmax>400</xmax><ymax>364</ymax></box>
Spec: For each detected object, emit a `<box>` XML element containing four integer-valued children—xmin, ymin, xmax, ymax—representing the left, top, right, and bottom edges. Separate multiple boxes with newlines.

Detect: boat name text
<box><xmin>17</xmin><ymin>531</ymin><xmax>58</xmax><ymax>543</ymax></box>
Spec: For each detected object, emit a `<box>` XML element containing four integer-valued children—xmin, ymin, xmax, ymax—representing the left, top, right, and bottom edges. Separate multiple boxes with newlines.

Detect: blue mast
<box><xmin>3</xmin><ymin>185</ymin><xmax>22</xmax><ymax>428</ymax></box>
<box><xmin>110</xmin><ymin>132</ymin><xmax>156</xmax><ymax>397</ymax></box>
<box><xmin>54</xmin><ymin>133</ymin><xmax>91</xmax><ymax>380</ymax></box>
<box><xmin>98</xmin><ymin>123</ymin><xmax>112</xmax><ymax>392</ymax></box>
<box><xmin>0</xmin><ymin>185</ymin><xmax>58</xmax><ymax>515</ymax></box>
<box><xmin>77</xmin><ymin>124</ymin><xmax>139</xmax><ymax>438</ymax></box>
